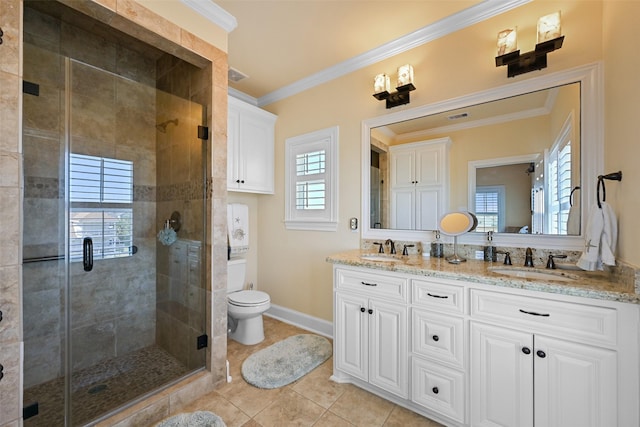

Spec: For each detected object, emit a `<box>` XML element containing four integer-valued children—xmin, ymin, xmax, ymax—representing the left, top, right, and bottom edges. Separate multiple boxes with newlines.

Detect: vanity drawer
<box><xmin>470</xmin><ymin>289</ymin><xmax>617</xmax><ymax>346</ymax></box>
<box><xmin>412</xmin><ymin>278</ymin><xmax>465</xmax><ymax>314</ymax></box>
<box><xmin>411</xmin><ymin>357</ymin><xmax>465</xmax><ymax>423</ymax></box>
<box><xmin>412</xmin><ymin>308</ymin><xmax>465</xmax><ymax>368</ymax></box>
<box><xmin>336</xmin><ymin>268</ymin><xmax>407</xmax><ymax>302</ymax></box>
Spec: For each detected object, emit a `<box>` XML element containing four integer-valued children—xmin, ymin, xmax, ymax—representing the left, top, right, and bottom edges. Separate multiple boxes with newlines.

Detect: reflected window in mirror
<box><xmin>475</xmin><ymin>186</ymin><xmax>504</xmax><ymax>233</ymax></box>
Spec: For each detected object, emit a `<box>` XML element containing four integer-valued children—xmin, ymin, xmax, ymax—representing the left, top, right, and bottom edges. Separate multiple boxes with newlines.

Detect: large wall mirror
<box><xmin>362</xmin><ymin>63</ymin><xmax>603</xmax><ymax>250</ymax></box>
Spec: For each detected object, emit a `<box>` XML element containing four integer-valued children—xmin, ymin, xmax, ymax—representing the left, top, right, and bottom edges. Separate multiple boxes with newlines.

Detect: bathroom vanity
<box><xmin>327</xmin><ymin>251</ymin><xmax>640</xmax><ymax>427</ymax></box>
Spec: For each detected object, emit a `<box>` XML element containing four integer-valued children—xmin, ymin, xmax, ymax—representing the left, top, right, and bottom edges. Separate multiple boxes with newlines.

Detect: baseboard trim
<box><xmin>265</xmin><ymin>304</ymin><xmax>333</xmax><ymax>339</ymax></box>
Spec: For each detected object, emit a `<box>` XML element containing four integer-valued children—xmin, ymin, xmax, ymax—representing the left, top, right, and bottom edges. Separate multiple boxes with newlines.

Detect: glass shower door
<box><xmin>23</xmin><ymin>48</ymin><xmax>208</xmax><ymax>426</ymax></box>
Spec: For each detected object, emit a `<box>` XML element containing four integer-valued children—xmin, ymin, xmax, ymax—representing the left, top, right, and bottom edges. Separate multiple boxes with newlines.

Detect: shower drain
<box><xmin>88</xmin><ymin>384</ymin><xmax>108</xmax><ymax>395</ymax></box>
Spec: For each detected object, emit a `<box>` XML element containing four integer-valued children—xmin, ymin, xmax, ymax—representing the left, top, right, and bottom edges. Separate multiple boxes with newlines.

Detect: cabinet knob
<box><xmin>368</xmin><ymin>309</ymin><xmax>373</xmax><ymax>315</ymax></box>
<box><xmin>536</xmin><ymin>350</ymin><xmax>547</xmax><ymax>358</ymax></box>
<box><xmin>522</xmin><ymin>347</ymin><xmax>531</xmax><ymax>355</ymax></box>
<box><xmin>432</xmin><ymin>335</ymin><xmax>439</xmax><ymax>342</ymax></box>
<box><xmin>360</xmin><ymin>307</ymin><xmax>365</xmax><ymax>313</ymax></box>
<box><xmin>236</xmin><ymin>179</ymin><xmax>240</xmax><ymax>183</ymax></box>
<box><xmin>432</xmin><ymin>386</ymin><xmax>439</xmax><ymax>394</ymax></box>
<box><xmin>241</xmin><ymin>180</ymin><xmax>245</xmax><ymax>183</ymax></box>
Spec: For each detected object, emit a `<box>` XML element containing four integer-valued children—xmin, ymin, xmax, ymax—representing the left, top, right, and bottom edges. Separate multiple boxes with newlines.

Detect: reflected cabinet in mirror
<box><xmin>362</xmin><ymin>63</ymin><xmax>603</xmax><ymax>249</ymax></box>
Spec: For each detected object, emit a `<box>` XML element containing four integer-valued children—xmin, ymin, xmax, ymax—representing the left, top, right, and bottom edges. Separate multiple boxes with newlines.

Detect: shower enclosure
<box><xmin>22</xmin><ymin>3</ymin><xmax>210</xmax><ymax>425</ymax></box>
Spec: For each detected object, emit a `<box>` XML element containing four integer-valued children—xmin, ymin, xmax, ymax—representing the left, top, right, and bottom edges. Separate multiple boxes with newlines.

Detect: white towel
<box><xmin>227</xmin><ymin>204</ymin><xmax>249</xmax><ymax>256</ymax></box>
<box><xmin>576</xmin><ymin>202</ymin><xmax>617</xmax><ymax>271</ymax></box>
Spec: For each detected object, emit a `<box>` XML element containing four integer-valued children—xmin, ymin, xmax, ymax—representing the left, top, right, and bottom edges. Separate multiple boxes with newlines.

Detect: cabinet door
<box><xmin>415</xmin><ymin>145</ymin><xmax>442</xmax><ymax>186</ymax></box>
<box><xmin>390</xmin><ymin>188</ymin><xmax>415</xmax><ymax>229</ymax></box>
<box><xmin>369</xmin><ymin>299</ymin><xmax>408</xmax><ymax>398</ymax></box>
<box><xmin>226</xmin><ymin>106</ymin><xmax>241</xmax><ymax>189</ymax></box>
<box><xmin>334</xmin><ymin>293</ymin><xmax>368</xmax><ymax>381</ymax></box>
<box><xmin>533</xmin><ymin>335</ymin><xmax>617</xmax><ymax>427</ymax></box>
<box><xmin>238</xmin><ymin>112</ymin><xmax>274</xmax><ymax>193</ymax></box>
<box><xmin>415</xmin><ymin>187</ymin><xmax>442</xmax><ymax>231</ymax></box>
<box><xmin>390</xmin><ymin>149</ymin><xmax>415</xmax><ymax>187</ymax></box>
<box><xmin>471</xmin><ymin>322</ymin><xmax>533</xmax><ymax>427</ymax></box>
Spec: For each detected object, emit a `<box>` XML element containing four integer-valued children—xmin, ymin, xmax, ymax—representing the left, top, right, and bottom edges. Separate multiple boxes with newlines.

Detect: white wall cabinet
<box><xmin>334</xmin><ymin>267</ymin><xmax>408</xmax><ymax>399</ymax></box>
<box><xmin>227</xmin><ymin>96</ymin><xmax>277</xmax><ymax>194</ymax></box>
<box><xmin>331</xmin><ymin>263</ymin><xmax>640</xmax><ymax>427</ymax></box>
<box><xmin>389</xmin><ymin>138</ymin><xmax>450</xmax><ymax>230</ymax></box>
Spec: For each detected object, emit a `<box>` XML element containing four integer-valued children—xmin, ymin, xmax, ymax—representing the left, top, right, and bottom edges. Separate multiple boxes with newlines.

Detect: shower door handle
<box><xmin>83</xmin><ymin>237</ymin><xmax>93</xmax><ymax>272</ymax></box>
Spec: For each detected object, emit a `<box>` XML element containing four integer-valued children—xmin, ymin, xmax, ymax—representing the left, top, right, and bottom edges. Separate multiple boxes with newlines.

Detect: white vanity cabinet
<box><xmin>331</xmin><ymin>262</ymin><xmax>640</xmax><ymax>427</ymax></box>
<box><xmin>469</xmin><ymin>289</ymin><xmax>622</xmax><ymax>427</ymax></box>
<box><xmin>227</xmin><ymin>96</ymin><xmax>277</xmax><ymax>194</ymax></box>
<box><xmin>410</xmin><ymin>278</ymin><xmax>467</xmax><ymax>424</ymax></box>
<box><xmin>333</xmin><ymin>267</ymin><xmax>408</xmax><ymax>398</ymax></box>
<box><xmin>389</xmin><ymin>138</ymin><xmax>450</xmax><ymax>230</ymax></box>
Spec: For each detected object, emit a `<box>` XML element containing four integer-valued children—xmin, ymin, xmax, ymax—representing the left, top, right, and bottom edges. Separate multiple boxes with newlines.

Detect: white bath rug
<box><xmin>241</xmin><ymin>334</ymin><xmax>332</xmax><ymax>389</ymax></box>
<box><xmin>155</xmin><ymin>411</ymin><xmax>226</xmax><ymax>427</ymax></box>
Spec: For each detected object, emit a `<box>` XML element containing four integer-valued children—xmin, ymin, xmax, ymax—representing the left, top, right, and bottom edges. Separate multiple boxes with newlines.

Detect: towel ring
<box><xmin>569</xmin><ymin>186</ymin><xmax>580</xmax><ymax>207</ymax></box>
<box><xmin>596</xmin><ymin>171</ymin><xmax>622</xmax><ymax>209</ymax></box>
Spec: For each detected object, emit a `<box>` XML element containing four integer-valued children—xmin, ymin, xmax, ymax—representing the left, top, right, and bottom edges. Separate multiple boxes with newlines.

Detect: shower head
<box><xmin>156</xmin><ymin>118</ymin><xmax>178</xmax><ymax>133</ymax></box>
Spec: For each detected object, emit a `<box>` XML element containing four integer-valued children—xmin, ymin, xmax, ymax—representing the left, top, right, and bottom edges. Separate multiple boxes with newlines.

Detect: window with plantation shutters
<box><xmin>475</xmin><ymin>186</ymin><xmax>505</xmax><ymax>233</ymax></box>
<box><xmin>547</xmin><ymin>113</ymin><xmax>574</xmax><ymax>235</ymax></box>
<box><xmin>69</xmin><ymin>154</ymin><xmax>134</xmax><ymax>261</ymax></box>
<box><xmin>285</xmin><ymin>127</ymin><xmax>339</xmax><ymax>231</ymax></box>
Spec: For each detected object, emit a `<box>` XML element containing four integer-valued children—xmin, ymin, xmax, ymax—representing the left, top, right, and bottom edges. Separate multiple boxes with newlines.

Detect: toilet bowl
<box><xmin>227</xmin><ymin>258</ymin><xmax>271</xmax><ymax>345</ymax></box>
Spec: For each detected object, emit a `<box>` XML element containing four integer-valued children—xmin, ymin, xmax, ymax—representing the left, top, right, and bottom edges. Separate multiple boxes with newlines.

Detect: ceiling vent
<box><xmin>448</xmin><ymin>112</ymin><xmax>470</xmax><ymax>120</ymax></box>
<box><xmin>228</xmin><ymin>67</ymin><xmax>249</xmax><ymax>83</ymax></box>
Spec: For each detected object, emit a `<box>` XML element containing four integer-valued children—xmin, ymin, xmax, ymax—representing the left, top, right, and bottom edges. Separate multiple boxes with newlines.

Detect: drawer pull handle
<box><xmin>432</xmin><ymin>386</ymin><xmax>439</xmax><ymax>394</ymax></box>
<box><xmin>537</xmin><ymin>350</ymin><xmax>547</xmax><ymax>358</ymax></box>
<box><xmin>360</xmin><ymin>307</ymin><xmax>365</xmax><ymax>313</ymax></box>
<box><xmin>432</xmin><ymin>335</ymin><xmax>439</xmax><ymax>342</ymax></box>
<box><xmin>361</xmin><ymin>281</ymin><xmax>378</xmax><ymax>287</ymax></box>
<box><xmin>519</xmin><ymin>309</ymin><xmax>550</xmax><ymax>317</ymax></box>
<box><xmin>427</xmin><ymin>293</ymin><xmax>448</xmax><ymax>299</ymax></box>
<box><xmin>0</xmin><ymin>363</ymin><xmax>3</xmax><ymax>381</ymax></box>
<box><xmin>0</xmin><ymin>310</ymin><xmax>2</xmax><ymax>322</ymax></box>
<box><xmin>522</xmin><ymin>347</ymin><xmax>531</xmax><ymax>355</ymax></box>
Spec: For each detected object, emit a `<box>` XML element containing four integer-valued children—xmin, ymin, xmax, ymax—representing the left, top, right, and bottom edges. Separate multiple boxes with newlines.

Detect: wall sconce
<box><xmin>495</xmin><ymin>11</ymin><xmax>564</xmax><ymax>78</ymax></box>
<box><xmin>373</xmin><ymin>64</ymin><xmax>416</xmax><ymax>108</ymax></box>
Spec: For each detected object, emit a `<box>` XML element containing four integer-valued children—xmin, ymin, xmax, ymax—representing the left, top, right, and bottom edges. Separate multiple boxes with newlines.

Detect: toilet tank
<box><xmin>227</xmin><ymin>258</ymin><xmax>247</xmax><ymax>292</ymax></box>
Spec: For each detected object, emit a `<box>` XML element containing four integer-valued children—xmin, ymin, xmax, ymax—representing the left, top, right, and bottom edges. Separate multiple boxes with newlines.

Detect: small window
<box><xmin>69</xmin><ymin>154</ymin><xmax>134</xmax><ymax>261</ymax></box>
<box><xmin>546</xmin><ymin>113</ymin><xmax>573</xmax><ymax>235</ymax></box>
<box><xmin>285</xmin><ymin>127</ymin><xmax>338</xmax><ymax>231</ymax></box>
<box><xmin>475</xmin><ymin>186</ymin><xmax>505</xmax><ymax>233</ymax></box>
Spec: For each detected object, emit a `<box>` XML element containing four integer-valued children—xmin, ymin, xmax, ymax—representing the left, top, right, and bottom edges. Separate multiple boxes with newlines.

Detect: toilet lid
<box><xmin>228</xmin><ymin>290</ymin><xmax>270</xmax><ymax>307</ymax></box>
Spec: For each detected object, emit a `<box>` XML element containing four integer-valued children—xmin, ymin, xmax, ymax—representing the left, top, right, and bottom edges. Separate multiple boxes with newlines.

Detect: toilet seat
<box><xmin>228</xmin><ymin>290</ymin><xmax>270</xmax><ymax>307</ymax></box>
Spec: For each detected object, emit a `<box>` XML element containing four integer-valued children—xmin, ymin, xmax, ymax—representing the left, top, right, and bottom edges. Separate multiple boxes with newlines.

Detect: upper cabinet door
<box><xmin>227</xmin><ymin>97</ymin><xmax>277</xmax><ymax>194</ymax></box>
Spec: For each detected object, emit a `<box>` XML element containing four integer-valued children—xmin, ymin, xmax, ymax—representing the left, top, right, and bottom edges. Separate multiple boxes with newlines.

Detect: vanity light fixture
<box><xmin>373</xmin><ymin>64</ymin><xmax>416</xmax><ymax>108</ymax></box>
<box><xmin>495</xmin><ymin>11</ymin><xmax>564</xmax><ymax>78</ymax></box>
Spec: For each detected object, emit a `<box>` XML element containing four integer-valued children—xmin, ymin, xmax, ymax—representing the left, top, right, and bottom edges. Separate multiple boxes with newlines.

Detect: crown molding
<box><xmin>181</xmin><ymin>0</ymin><xmax>237</xmax><ymax>32</ymax></box>
<box><xmin>256</xmin><ymin>0</ymin><xmax>532</xmax><ymax>107</ymax></box>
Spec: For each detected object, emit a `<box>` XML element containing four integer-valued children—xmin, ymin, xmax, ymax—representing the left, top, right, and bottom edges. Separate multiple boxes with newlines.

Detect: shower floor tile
<box><xmin>23</xmin><ymin>345</ymin><xmax>190</xmax><ymax>426</ymax></box>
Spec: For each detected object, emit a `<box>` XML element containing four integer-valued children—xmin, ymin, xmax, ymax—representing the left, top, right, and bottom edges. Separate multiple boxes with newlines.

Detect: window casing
<box><xmin>69</xmin><ymin>154</ymin><xmax>134</xmax><ymax>261</ymax></box>
<box><xmin>285</xmin><ymin>127</ymin><xmax>338</xmax><ymax>231</ymax></box>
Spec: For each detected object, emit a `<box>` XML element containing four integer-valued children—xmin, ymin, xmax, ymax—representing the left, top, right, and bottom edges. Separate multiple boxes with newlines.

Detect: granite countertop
<box><xmin>326</xmin><ymin>250</ymin><xmax>640</xmax><ymax>305</ymax></box>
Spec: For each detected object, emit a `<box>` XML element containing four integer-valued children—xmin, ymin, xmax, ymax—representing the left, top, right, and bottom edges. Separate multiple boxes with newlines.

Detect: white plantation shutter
<box><xmin>69</xmin><ymin>154</ymin><xmax>134</xmax><ymax>260</ymax></box>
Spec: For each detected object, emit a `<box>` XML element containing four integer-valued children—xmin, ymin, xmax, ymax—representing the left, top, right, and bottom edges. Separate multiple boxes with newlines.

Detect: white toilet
<box><xmin>227</xmin><ymin>258</ymin><xmax>271</xmax><ymax>345</ymax></box>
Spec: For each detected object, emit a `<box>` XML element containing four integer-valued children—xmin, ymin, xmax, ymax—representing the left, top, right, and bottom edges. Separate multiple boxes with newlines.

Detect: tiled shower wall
<box><xmin>0</xmin><ymin>0</ymin><xmax>230</xmax><ymax>425</ymax></box>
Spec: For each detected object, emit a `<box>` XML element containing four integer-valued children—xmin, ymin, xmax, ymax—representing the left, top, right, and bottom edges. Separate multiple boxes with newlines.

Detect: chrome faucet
<box><xmin>386</xmin><ymin>239</ymin><xmax>396</xmax><ymax>255</ymax></box>
<box><xmin>524</xmin><ymin>247</ymin><xmax>534</xmax><ymax>267</ymax></box>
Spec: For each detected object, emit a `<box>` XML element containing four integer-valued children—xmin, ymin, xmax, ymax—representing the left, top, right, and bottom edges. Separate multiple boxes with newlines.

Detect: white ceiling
<box><xmin>212</xmin><ymin>0</ymin><xmax>530</xmax><ymax>106</ymax></box>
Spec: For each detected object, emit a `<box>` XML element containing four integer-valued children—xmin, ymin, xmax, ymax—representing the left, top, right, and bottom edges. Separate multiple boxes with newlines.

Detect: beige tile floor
<box><xmin>174</xmin><ymin>316</ymin><xmax>445</xmax><ymax>427</ymax></box>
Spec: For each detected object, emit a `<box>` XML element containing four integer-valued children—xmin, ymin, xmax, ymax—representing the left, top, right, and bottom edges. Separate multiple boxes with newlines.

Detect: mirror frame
<box><xmin>362</xmin><ymin>63</ymin><xmax>603</xmax><ymax>250</ymax></box>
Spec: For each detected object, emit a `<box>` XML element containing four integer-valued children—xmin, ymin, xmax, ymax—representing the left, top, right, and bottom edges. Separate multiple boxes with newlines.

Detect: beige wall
<box><xmin>251</xmin><ymin>1</ymin><xmax>625</xmax><ymax>322</ymax></box>
<box><xmin>603</xmin><ymin>1</ymin><xmax>640</xmax><ymax>274</ymax></box>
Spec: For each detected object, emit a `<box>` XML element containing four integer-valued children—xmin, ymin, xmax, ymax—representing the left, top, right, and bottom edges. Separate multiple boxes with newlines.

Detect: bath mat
<box><xmin>241</xmin><ymin>334</ymin><xmax>332</xmax><ymax>389</ymax></box>
<box><xmin>155</xmin><ymin>411</ymin><xmax>226</xmax><ymax>427</ymax></box>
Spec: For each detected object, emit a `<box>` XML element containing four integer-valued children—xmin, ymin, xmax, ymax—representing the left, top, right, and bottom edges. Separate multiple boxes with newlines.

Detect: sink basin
<box><xmin>360</xmin><ymin>254</ymin><xmax>402</xmax><ymax>262</ymax></box>
<box><xmin>489</xmin><ymin>267</ymin><xmax>578</xmax><ymax>282</ymax></box>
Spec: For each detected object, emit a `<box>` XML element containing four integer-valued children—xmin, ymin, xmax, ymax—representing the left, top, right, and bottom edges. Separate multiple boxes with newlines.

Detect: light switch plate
<box><xmin>349</xmin><ymin>217</ymin><xmax>358</xmax><ymax>231</ymax></box>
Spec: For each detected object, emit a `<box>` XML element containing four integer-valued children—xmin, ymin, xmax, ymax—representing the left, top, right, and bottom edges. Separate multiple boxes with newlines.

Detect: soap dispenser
<box><xmin>483</xmin><ymin>231</ymin><xmax>497</xmax><ymax>262</ymax></box>
<box><xmin>430</xmin><ymin>230</ymin><xmax>444</xmax><ymax>258</ymax></box>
